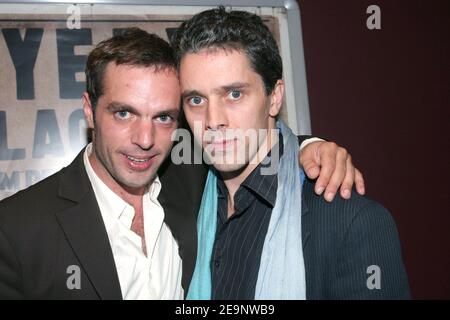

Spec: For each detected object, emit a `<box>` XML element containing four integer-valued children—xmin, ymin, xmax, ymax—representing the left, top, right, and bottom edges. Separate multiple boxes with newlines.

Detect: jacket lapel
<box><xmin>55</xmin><ymin>150</ymin><xmax>122</xmax><ymax>300</ymax></box>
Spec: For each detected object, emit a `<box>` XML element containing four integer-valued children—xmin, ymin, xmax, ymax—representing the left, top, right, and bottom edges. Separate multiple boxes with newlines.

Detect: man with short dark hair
<box><xmin>0</xmin><ymin>27</ymin><xmax>365</xmax><ymax>299</ymax></box>
<box><xmin>172</xmin><ymin>7</ymin><xmax>410</xmax><ymax>299</ymax></box>
<box><xmin>0</xmin><ymin>29</ymin><xmax>183</xmax><ymax>299</ymax></box>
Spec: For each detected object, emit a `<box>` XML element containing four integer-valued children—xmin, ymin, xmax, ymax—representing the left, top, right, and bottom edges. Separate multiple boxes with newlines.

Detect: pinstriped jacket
<box><xmin>299</xmin><ymin>178</ymin><xmax>410</xmax><ymax>299</ymax></box>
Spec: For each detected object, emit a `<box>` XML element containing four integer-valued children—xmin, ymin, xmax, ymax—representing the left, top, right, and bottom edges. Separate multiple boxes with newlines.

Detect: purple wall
<box><xmin>297</xmin><ymin>0</ymin><xmax>450</xmax><ymax>299</ymax></box>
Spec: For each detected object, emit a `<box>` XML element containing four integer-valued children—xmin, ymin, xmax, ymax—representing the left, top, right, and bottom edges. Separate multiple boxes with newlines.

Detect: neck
<box><xmin>221</xmin><ymin>127</ymin><xmax>279</xmax><ymax>216</ymax></box>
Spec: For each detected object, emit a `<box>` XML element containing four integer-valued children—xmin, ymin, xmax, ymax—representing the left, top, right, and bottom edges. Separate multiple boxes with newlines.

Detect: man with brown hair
<box><xmin>172</xmin><ymin>8</ymin><xmax>409</xmax><ymax>299</ymax></box>
<box><xmin>0</xmin><ymin>28</ymin><xmax>364</xmax><ymax>299</ymax></box>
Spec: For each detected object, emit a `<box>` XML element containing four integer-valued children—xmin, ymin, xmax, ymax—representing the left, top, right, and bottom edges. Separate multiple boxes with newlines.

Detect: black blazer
<box><xmin>0</xmin><ymin>150</ymin><xmax>122</xmax><ymax>299</ymax></box>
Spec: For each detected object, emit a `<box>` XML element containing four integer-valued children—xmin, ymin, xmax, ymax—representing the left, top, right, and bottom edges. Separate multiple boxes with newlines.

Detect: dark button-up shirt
<box><xmin>211</xmin><ymin>137</ymin><xmax>283</xmax><ymax>300</ymax></box>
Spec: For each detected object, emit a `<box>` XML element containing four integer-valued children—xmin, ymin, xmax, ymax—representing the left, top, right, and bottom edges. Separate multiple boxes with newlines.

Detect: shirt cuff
<box><xmin>299</xmin><ymin>137</ymin><xmax>324</xmax><ymax>150</ymax></box>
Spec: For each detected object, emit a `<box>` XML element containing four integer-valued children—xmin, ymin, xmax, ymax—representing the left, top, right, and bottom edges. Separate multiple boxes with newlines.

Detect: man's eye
<box><xmin>115</xmin><ymin>110</ymin><xmax>131</xmax><ymax>119</ymax></box>
<box><xmin>188</xmin><ymin>96</ymin><xmax>204</xmax><ymax>106</ymax></box>
<box><xmin>157</xmin><ymin>114</ymin><xmax>173</xmax><ymax>123</ymax></box>
<box><xmin>229</xmin><ymin>90</ymin><xmax>241</xmax><ymax>100</ymax></box>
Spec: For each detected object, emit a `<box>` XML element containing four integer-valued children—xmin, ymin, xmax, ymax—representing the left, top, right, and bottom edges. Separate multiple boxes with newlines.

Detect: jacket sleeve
<box><xmin>329</xmin><ymin>200</ymin><xmax>410</xmax><ymax>299</ymax></box>
<box><xmin>297</xmin><ymin>135</ymin><xmax>314</xmax><ymax>146</ymax></box>
<box><xmin>0</xmin><ymin>225</ymin><xmax>23</xmax><ymax>299</ymax></box>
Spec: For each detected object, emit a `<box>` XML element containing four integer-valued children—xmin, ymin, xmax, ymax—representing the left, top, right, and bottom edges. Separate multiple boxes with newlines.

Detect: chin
<box><xmin>211</xmin><ymin>162</ymin><xmax>248</xmax><ymax>174</ymax></box>
<box><xmin>118</xmin><ymin>171</ymin><xmax>157</xmax><ymax>190</ymax></box>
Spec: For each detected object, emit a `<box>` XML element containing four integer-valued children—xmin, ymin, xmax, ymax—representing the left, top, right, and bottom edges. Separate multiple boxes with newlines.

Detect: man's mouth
<box><xmin>207</xmin><ymin>138</ymin><xmax>237</xmax><ymax>152</ymax></box>
<box><xmin>126</xmin><ymin>155</ymin><xmax>149</xmax><ymax>162</ymax></box>
<box><xmin>123</xmin><ymin>154</ymin><xmax>156</xmax><ymax>171</ymax></box>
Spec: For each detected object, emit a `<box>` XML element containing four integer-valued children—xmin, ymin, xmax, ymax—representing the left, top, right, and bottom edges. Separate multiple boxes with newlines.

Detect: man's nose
<box><xmin>131</xmin><ymin>119</ymin><xmax>154</xmax><ymax>150</ymax></box>
<box><xmin>206</xmin><ymin>100</ymin><xmax>228</xmax><ymax>131</ymax></box>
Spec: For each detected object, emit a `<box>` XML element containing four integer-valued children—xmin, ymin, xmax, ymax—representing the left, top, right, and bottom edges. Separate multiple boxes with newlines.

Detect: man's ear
<box><xmin>268</xmin><ymin>79</ymin><xmax>285</xmax><ymax>118</ymax></box>
<box><xmin>82</xmin><ymin>92</ymin><xmax>95</xmax><ymax>129</ymax></box>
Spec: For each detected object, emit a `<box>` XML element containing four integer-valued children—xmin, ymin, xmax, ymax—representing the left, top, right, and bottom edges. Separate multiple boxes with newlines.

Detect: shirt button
<box><xmin>214</xmin><ymin>261</ymin><xmax>220</xmax><ymax>268</ymax></box>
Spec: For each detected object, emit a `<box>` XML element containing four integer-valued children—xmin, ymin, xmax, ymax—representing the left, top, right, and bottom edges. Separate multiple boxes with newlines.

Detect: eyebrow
<box><xmin>154</xmin><ymin>108</ymin><xmax>180</xmax><ymax>120</ymax></box>
<box><xmin>106</xmin><ymin>101</ymin><xmax>179</xmax><ymax>118</ymax></box>
<box><xmin>181</xmin><ymin>82</ymin><xmax>250</xmax><ymax>98</ymax></box>
<box><xmin>106</xmin><ymin>101</ymin><xmax>138</xmax><ymax>113</ymax></box>
<box><xmin>220</xmin><ymin>82</ymin><xmax>250</xmax><ymax>93</ymax></box>
<box><xmin>181</xmin><ymin>90</ymin><xmax>203</xmax><ymax>100</ymax></box>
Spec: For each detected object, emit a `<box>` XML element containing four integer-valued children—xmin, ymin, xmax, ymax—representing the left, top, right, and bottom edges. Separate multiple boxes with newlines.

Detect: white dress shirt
<box><xmin>83</xmin><ymin>144</ymin><xmax>183</xmax><ymax>300</ymax></box>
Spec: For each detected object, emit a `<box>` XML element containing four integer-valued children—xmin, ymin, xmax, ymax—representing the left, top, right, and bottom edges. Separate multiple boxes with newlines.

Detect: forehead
<box><xmin>179</xmin><ymin>48</ymin><xmax>263</xmax><ymax>90</ymax></box>
<box><xmin>100</xmin><ymin>63</ymin><xmax>180</xmax><ymax>109</ymax></box>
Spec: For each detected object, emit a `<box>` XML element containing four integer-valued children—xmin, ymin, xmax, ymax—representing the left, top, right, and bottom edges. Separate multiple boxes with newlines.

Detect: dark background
<box><xmin>297</xmin><ymin>0</ymin><xmax>449</xmax><ymax>299</ymax></box>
